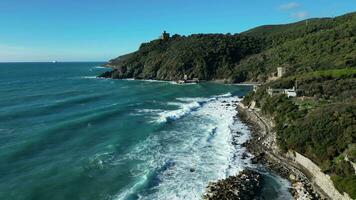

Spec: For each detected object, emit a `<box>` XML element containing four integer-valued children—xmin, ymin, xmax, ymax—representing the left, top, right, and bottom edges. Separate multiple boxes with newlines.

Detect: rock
<box><xmin>190</xmin><ymin>168</ymin><xmax>195</xmax><ymax>172</ymax></box>
<box><xmin>251</xmin><ymin>152</ymin><xmax>265</xmax><ymax>164</ymax></box>
<box><xmin>203</xmin><ymin>169</ymin><xmax>263</xmax><ymax>200</ymax></box>
<box><xmin>242</xmin><ymin>152</ymin><xmax>248</xmax><ymax>159</ymax></box>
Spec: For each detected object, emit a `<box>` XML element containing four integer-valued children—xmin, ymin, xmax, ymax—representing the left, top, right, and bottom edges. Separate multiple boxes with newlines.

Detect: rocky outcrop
<box><xmin>203</xmin><ymin>169</ymin><xmax>263</xmax><ymax>200</ymax></box>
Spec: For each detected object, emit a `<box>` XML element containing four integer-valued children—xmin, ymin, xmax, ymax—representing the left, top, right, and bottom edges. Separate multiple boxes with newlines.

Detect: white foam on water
<box><xmin>122</xmin><ymin>79</ymin><xmax>172</xmax><ymax>84</ymax></box>
<box><xmin>156</xmin><ymin>93</ymin><xmax>233</xmax><ymax>123</ymax></box>
<box><xmin>94</xmin><ymin>66</ymin><xmax>108</xmax><ymax>69</ymax></box>
<box><xmin>135</xmin><ymin>109</ymin><xmax>163</xmax><ymax>113</ymax></box>
<box><xmin>156</xmin><ymin>101</ymin><xmax>201</xmax><ymax>123</ymax></box>
<box><xmin>113</xmin><ymin>94</ymin><xmax>251</xmax><ymax>200</ymax></box>
<box><xmin>80</xmin><ymin>76</ymin><xmax>98</xmax><ymax>79</ymax></box>
<box><xmin>114</xmin><ymin>171</ymin><xmax>150</xmax><ymax>200</ymax></box>
<box><xmin>169</xmin><ymin>82</ymin><xmax>197</xmax><ymax>85</ymax></box>
<box><xmin>131</xmin><ymin>109</ymin><xmax>164</xmax><ymax>120</ymax></box>
<box><xmin>121</xmin><ymin>78</ymin><xmax>199</xmax><ymax>85</ymax></box>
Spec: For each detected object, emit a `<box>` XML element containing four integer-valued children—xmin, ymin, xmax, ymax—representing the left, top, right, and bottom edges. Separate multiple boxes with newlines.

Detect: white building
<box><xmin>284</xmin><ymin>88</ymin><xmax>297</xmax><ymax>97</ymax></box>
<box><xmin>267</xmin><ymin>87</ymin><xmax>297</xmax><ymax>97</ymax></box>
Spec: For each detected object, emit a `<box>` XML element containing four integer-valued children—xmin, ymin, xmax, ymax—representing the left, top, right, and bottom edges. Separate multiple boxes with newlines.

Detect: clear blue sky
<box><xmin>0</xmin><ymin>0</ymin><xmax>355</xmax><ymax>62</ymax></box>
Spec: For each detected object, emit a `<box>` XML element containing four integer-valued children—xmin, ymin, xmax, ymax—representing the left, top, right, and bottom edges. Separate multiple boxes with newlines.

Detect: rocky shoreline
<box><xmin>203</xmin><ymin>169</ymin><xmax>263</xmax><ymax>200</ymax></box>
<box><xmin>236</xmin><ymin>104</ymin><xmax>324</xmax><ymax>200</ymax></box>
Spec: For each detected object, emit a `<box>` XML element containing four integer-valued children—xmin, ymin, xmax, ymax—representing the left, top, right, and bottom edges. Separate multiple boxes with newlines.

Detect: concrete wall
<box><xmin>287</xmin><ymin>151</ymin><xmax>352</xmax><ymax>200</ymax></box>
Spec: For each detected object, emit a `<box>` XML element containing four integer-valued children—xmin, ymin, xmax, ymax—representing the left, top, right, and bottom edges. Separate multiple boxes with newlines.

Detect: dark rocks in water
<box><xmin>203</xmin><ymin>169</ymin><xmax>263</xmax><ymax>200</ymax></box>
<box><xmin>231</xmin><ymin>134</ymin><xmax>242</xmax><ymax>146</ymax></box>
<box><xmin>251</xmin><ymin>153</ymin><xmax>265</xmax><ymax>164</ymax></box>
<box><xmin>190</xmin><ymin>168</ymin><xmax>195</xmax><ymax>172</ymax></box>
<box><xmin>241</xmin><ymin>152</ymin><xmax>248</xmax><ymax>160</ymax></box>
<box><xmin>98</xmin><ymin>70</ymin><xmax>115</xmax><ymax>78</ymax></box>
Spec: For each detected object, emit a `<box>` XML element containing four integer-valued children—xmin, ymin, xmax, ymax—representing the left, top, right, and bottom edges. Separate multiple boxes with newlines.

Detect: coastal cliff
<box><xmin>101</xmin><ymin>11</ymin><xmax>356</xmax><ymax>199</ymax></box>
<box><xmin>100</xmin><ymin>12</ymin><xmax>356</xmax><ymax>83</ymax></box>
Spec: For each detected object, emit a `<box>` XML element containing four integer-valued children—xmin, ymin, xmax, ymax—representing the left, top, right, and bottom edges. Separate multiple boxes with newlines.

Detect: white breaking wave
<box><xmin>122</xmin><ymin>78</ymin><xmax>198</xmax><ymax>85</ymax></box>
<box><xmin>156</xmin><ymin>101</ymin><xmax>201</xmax><ymax>123</ymax></box>
<box><xmin>132</xmin><ymin>93</ymin><xmax>235</xmax><ymax>123</ymax></box>
<box><xmin>156</xmin><ymin>93</ymin><xmax>234</xmax><ymax>123</ymax></box>
<box><xmin>122</xmin><ymin>79</ymin><xmax>173</xmax><ymax>84</ymax></box>
<box><xmin>94</xmin><ymin>66</ymin><xmax>107</xmax><ymax>69</ymax></box>
<box><xmin>113</xmin><ymin>93</ymin><xmax>251</xmax><ymax>200</ymax></box>
<box><xmin>80</xmin><ymin>76</ymin><xmax>98</xmax><ymax>79</ymax></box>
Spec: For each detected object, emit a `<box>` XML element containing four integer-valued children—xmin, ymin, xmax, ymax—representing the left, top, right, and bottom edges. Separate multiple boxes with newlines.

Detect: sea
<box><xmin>0</xmin><ymin>62</ymin><xmax>293</xmax><ymax>200</ymax></box>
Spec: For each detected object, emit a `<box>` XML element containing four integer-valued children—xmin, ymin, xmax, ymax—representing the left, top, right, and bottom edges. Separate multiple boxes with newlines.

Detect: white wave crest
<box><xmin>80</xmin><ymin>76</ymin><xmax>98</xmax><ymax>79</ymax></box>
<box><xmin>156</xmin><ymin>93</ymin><xmax>235</xmax><ymax>123</ymax></box>
<box><xmin>112</xmin><ymin>94</ymin><xmax>250</xmax><ymax>200</ymax></box>
<box><xmin>157</xmin><ymin>101</ymin><xmax>201</xmax><ymax>123</ymax></box>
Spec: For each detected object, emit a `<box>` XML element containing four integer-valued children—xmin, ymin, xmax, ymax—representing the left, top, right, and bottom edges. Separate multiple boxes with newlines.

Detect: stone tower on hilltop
<box><xmin>160</xmin><ymin>31</ymin><xmax>170</xmax><ymax>40</ymax></box>
<box><xmin>277</xmin><ymin>67</ymin><xmax>286</xmax><ymax>78</ymax></box>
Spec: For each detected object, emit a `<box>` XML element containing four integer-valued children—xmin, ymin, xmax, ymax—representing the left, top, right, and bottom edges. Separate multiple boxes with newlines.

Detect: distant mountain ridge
<box><xmin>100</xmin><ymin>12</ymin><xmax>356</xmax><ymax>82</ymax></box>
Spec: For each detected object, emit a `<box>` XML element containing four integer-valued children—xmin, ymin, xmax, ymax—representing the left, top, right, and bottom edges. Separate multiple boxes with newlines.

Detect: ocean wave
<box><xmin>114</xmin><ymin>171</ymin><xmax>150</xmax><ymax>200</ymax></box>
<box><xmin>80</xmin><ymin>76</ymin><xmax>98</xmax><ymax>79</ymax></box>
<box><xmin>157</xmin><ymin>101</ymin><xmax>202</xmax><ymax>123</ymax></box>
<box><xmin>169</xmin><ymin>82</ymin><xmax>197</xmax><ymax>85</ymax></box>
<box><xmin>122</xmin><ymin>79</ymin><xmax>195</xmax><ymax>85</ymax></box>
<box><xmin>94</xmin><ymin>66</ymin><xmax>107</xmax><ymax>69</ymax></box>
<box><xmin>156</xmin><ymin>93</ymin><xmax>235</xmax><ymax>123</ymax></box>
<box><xmin>136</xmin><ymin>109</ymin><xmax>163</xmax><ymax>114</ymax></box>
<box><xmin>112</xmin><ymin>93</ymin><xmax>249</xmax><ymax>200</ymax></box>
<box><xmin>122</xmin><ymin>78</ymin><xmax>169</xmax><ymax>83</ymax></box>
<box><xmin>89</xmin><ymin>66</ymin><xmax>108</xmax><ymax>72</ymax></box>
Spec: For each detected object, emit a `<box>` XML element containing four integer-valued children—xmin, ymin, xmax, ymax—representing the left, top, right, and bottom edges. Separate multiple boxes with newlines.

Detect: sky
<box><xmin>0</xmin><ymin>0</ymin><xmax>355</xmax><ymax>62</ymax></box>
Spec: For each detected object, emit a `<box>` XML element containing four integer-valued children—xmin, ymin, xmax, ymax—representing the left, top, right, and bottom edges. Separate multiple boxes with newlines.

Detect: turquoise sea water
<box><xmin>0</xmin><ymin>62</ymin><xmax>292</xmax><ymax>200</ymax></box>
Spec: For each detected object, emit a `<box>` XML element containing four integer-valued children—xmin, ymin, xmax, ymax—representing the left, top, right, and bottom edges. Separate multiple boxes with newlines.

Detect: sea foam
<box><xmin>113</xmin><ymin>93</ymin><xmax>251</xmax><ymax>200</ymax></box>
<box><xmin>156</xmin><ymin>93</ymin><xmax>233</xmax><ymax>123</ymax></box>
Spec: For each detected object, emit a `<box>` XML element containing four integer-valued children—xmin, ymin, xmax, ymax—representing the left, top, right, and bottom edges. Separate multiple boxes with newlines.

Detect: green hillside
<box><xmin>100</xmin><ymin>12</ymin><xmax>356</xmax><ymax>82</ymax></box>
<box><xmin>101</xmin><ymin>12</ymin><xmax>356</xmax><ymax>198</ymax></box>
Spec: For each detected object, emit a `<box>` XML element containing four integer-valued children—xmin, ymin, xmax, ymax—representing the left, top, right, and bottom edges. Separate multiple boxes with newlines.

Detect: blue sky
<box><xmin>0</xmin><ymin>0</ymin><xmax>355</xmax><ymax>62</ymax></box>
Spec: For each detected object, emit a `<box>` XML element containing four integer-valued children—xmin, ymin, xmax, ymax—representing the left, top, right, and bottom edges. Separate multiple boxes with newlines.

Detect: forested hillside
<box><xmin>100</xmin><ymin>12</ymin><xmax>356</xmax><ymax>197</ymax></box>
<box><xmin>242</xmin><ymin>69</ymin><xmax>356</xmax><ymax>198</ymax></box>
<box><xmin>100</xmin><ymin>12</ymin><xmax>356</xmax><ymax>82</ymax></box>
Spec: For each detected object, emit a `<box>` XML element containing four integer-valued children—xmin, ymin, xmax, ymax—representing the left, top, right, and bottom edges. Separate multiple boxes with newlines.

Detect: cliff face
<box><xmin>100</xmin><ymin>12</ymin><xmax>356</xmax><ymax>83</ymax></box>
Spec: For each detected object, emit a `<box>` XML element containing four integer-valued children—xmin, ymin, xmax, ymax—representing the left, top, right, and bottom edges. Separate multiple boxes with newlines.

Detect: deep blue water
<box><xmin>0</xmin><ymin>62</ymin><xmax>292</xmax><ymax>200</ymax></box>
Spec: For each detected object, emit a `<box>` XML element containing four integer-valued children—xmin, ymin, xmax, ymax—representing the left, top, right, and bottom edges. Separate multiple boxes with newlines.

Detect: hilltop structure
<box><xmin>277</xmin><ymin>67</ymin><xmax>286</xmax><ymax>78</ymax></box>
<box><xmin>160</xmin><ymin>31</ymin><xmax>170</xmax><ymax>40</ymax></box>
<box><xmin>268</xmin><ymin>67</ymin><xmax>287</xmax><ymax>81</ymax></box>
